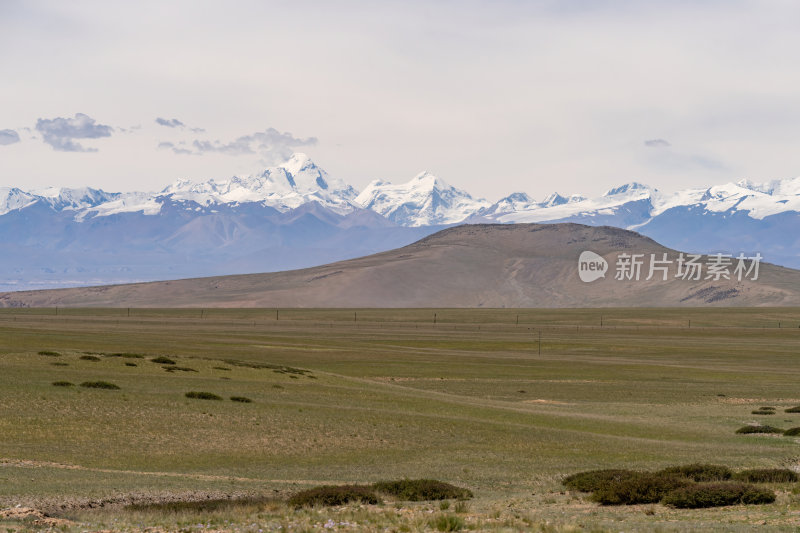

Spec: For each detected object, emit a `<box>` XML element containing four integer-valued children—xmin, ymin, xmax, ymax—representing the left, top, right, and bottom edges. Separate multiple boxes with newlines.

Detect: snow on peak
<box><xmin>603</xmin><ymin>182</ymin><xmax>652</xmax><ymax>197</ymax></box>
<box><xmin>155</xmin><ymin>154</ymin><xmax>358</xmax><ymax>214</ymax></box>
<box><xmin>355</xmin><ymin>171</ymin><xmax>489</xmax><ymax>226</ymax></box>
<box><xmin>0</xmin><ymin>187</ymin><xmax>38</xmax><ymax>215</ymax></box>
<box><xmin>542</xmin><ymin>192</ymin><xmax>568</xmax><ymax>207</ymax></box>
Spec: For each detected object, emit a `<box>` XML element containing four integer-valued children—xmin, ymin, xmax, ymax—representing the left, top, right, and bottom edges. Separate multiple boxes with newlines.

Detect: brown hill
<box><xmin>1</xmin><ymin>223</ymin><xmax>798</xmax><ymax>308</ymax></box>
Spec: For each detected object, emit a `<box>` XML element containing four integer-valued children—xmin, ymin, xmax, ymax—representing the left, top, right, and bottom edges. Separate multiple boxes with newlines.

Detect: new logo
<box><xmin>578</xmin><ymin>251</ymin><xmax>608</xmax><ymax>283</ymax></box>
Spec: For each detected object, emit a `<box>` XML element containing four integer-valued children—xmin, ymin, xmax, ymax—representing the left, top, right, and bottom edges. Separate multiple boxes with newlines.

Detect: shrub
<box><xmin>733</xmin><ymin>469</ymin><xmax>798</xmax><ymax>483</ymax></box>
<box><xmin>785</xmin><ymin>406</ymin><xmax>800</xmax><ymax>413</ymax></box>
<box><xmin>430</xmin><ymin>514</ymin><xmax>464</xmax><ymax>531</ymax></box>
<box><xmin>79</xmin><ymin>355</ymin><xmax>101</xmax><ymax>361</ymax></box>
<box><xmin>80</xmin><ymin>381</ymin><xmax>120</xmax><ymax>390</ymax></box>
<box><xmin>151</xmin><ymin>356</ymin><xmax>176</xmax><ymax>364</ymax></box>
<box><xmin>230</xmin><ymin>396</ymin><xmax>252</xmax><ymax>403</ymax></box>
<box><xmin>759</xmin><ymin>406</ymin><xmax>776</xmax><ymax>410</ymax></box>
<box><xmin>125</xmin><ymin>362</ymin><xmax>137</xmax><ymax>367</ymax></box>
<box><xmin>52</xmin><ymin>381</ymin><xmax>74</xmax><ymax>387</ymax></box>
<box><xmin>657</xmin><ymin>464</ymin><xmax>732</xmax><ymax>482</ymax></box>
<box><xmin>373</xmin><ymin>479</ymin><xmax>473</xmax><ymax>501</ymax></box>
<box><xmin>591</xmin><ymin>473</ymin><xmax>690</xmax><ymax>505</ymax></box>
<box><xmin>562</xmin><ymin>469</ymin><xmax>641</xmax><ymax>492</ymax></box>
<box><xmin>109</xmin><ymin>352</ymin><xmax>144</xmax><ymax>359</ymax></box>
<box><xmin>38</xmin><ymin>350</ymin><xmax>60</xmax><ymax>356</ymax></box>
<box><xmin>213</xmin><ymin>366</ymin><xmax>231</xmax><ymax>371</ymax></box>
<box><xmin>185</xmin><ymin>391</ymin><xmax>222</xmax><ymax>400</ymax></box>
<box><xmin>736</xmin><ymin>425</ymin><xmax>784</xmax><ymax>434</ymax></box>
<box><xmin>163</xmin><ymin>366</ymin><xmax>197</xmax><ymax>372</ymax></box>
<box><xmin>662</xmin><ymin>482</ymin><xmax>775</xmax><ymax>508</ymax></box>
<box><xmin>288</xmin><ymin>485</ymin><xmax>378</xmax><ymax>507</ymax></box>
<box><xmin>752</xmin><ymin>410</ymin><xmax>775</xmax><ymax>415</ymax></box>
<box><xmin>50</xmin><ymin>362</ymin><xmax>69</xmax><ymax>366</ymax></box>
<box><xmin>784</xmin><ymin>427</ymin><xmax>800</xmax><ymax>436</ymax></box>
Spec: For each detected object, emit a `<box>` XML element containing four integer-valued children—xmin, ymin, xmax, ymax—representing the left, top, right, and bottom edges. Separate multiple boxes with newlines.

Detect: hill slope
<box><xmin>1</xmin><ymin>223</ymin><xmax>798</xmax><ymax>308</ymax></box>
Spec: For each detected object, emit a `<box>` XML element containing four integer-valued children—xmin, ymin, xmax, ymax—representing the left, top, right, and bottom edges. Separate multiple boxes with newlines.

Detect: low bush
<box><xmin>124</xmin><ymin>362</ymin><xmax>137</xmax><ymax>367</ymax></box>
<box><xmin>185</xmin><ymin>391</ymin><xmax>222</xmax><ymax>400</ymax></box>
<box><xmin>736</xmin><ymin>425</ymin><xmax>784</xmax><ymax>434</ymax></box>
<box><xmin>109</xmin><ymin>353</ymin><xmax>144</xmax><ymax>359</ymax></box>
<box><xmin>732</xmin><ymin>468</ymin><xmax>798</xmax><ymax>483</ymax></box>
<box><xmin>591</xmin><ymin>473</ymin><xmax>690</xmax><ymax>505</ymax></box>
<box><xmin>657</xmin><ymin>464</ymin><xmax>732</xmax><ymax>482</ymax></box>
<box><xmin>50</xmin><ymin>362</ymin><xmax>69</xmax><ymax>367</ymax></box>
<box><xmin>38</xmin><ymin>350</ymin><xmax>60</xmax><ymax>356</ymax></box>
<box><xmin>163</xmin><ymin>366</ymin><xmax>197</xmax><ymax>372</ymax></box>
<box><xmin>230</xmin><ymin>396</ymin><xmax>252</xmax><ymax>403</ymax></box>
<box><xmin>80</xmin><ymin>381</ymin><xmax>120</xmax><ymax>390</ymax></box>
<box><xmin>662</xmin><ymin>482</ymin><xmax>775</xmax><ymax>508</ymax></box>
<box><xmin>288</xmin><ymin>485</ymin><xmax>378</xmax><ymax>507</ymax></box>
<box><xmin>151</xmin><ymin>356</ymin><xmax>176</xmax><ymax>365</ymax></box>
<box><xmin>79</xmin><ymin>355</ymin><xmax>101</xmax><ymax>361</ymax></box>
<box><xmin>213</xmin><ymin>366</ymin><xmax>231</xmax><ymax>371</ymax></box>
<box><xmin>52</xmin><ymin>381</ymin><xmax>74</xmax><ymax>387</ymax></box>
<box><xmin>784</xmin><ymin>427</ymin><xmax>800</xmax><ymax>436</ymax></box>
<box><xmin>562</xmin><ymin>469</ymin><xmax>641</xmax><ymax>492</ymax></box>
<box><xmin>752</xmin><ymin>410</ymin><xmax>775</xmax><ymax>415</ymax></box>
<box><xmin>373</xmin><ymin>479</ymin><xmax>473</xmax><ymax>501</ymax></box>
<box><xmin>785</xmin><ymin>406</ymin><xmax>800</xmax><ymax>413</ymax></box>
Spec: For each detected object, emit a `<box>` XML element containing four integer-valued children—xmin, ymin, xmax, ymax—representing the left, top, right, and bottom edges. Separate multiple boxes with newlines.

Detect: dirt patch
<box><xmin>0</xmin><ymin>506</ymin><xmax>73</xmax><ymax>527</ymax></box>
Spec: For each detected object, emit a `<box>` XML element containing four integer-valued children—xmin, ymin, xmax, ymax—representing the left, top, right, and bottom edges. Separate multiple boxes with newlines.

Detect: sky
<box><xmin>2</xmin><ymin>0</ymin><xmax>800</xmax><ymax>201</ymax></box>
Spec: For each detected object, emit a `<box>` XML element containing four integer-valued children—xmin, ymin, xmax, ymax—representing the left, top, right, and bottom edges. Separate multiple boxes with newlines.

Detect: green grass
<box><xmin>2</xmin><ymin>307</ymin><xmax>800</xmax><ymax>530</ymax></box>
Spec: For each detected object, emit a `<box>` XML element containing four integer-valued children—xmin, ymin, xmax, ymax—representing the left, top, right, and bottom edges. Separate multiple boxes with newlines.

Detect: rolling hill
<box><xmin>1</xmin><ymin>223</ymin><xmax>798</xmax><ymax>308</ymax></box>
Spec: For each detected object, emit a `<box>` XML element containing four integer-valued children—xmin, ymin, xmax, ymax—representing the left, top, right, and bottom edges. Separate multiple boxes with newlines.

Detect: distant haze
<box><xmin>2</xmin><ymin>1</ymin><xmax>800</xmax><ymax>199</ymax></box>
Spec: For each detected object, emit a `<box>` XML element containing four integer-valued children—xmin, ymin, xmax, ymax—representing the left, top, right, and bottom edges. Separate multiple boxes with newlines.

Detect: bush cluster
<box><xmin>785</xmin><ymin>406</ymin><xmax>800</xmax><ymax>413</ymax></box>
<box><xmin>662</xmin><ymin>482</ymin><xmax>775</xmax><ymax>508</ymax></box>
<box><xmin>562</xmin><ymin>469</ymin><xmax>640</xmax><ymax>493</ymax></box>
<box><xmin>784</xmin><ymin>427</ymin><xmax>800</xmax><ymax>436</ymax></box>
<box><xmin>288</xmin><ymin>479</ymin><xmax>473</xmax><ymax>508</ymax></box>
<box><xmin>591</xmin><ymin>473</ymin><xmax>690</xmax><ymax>505</ymax></box>
<box><xmin>735</xmin><ymin>425</ymin><xmax>784</xmax><ymax>434</ymax></box>
<box><xmin>564</xmin><ymin>464</ymin><xmax>781</xmax><ymax>508</ymax></box>
<box><xmin>288</xmin><ymin>485</ymin><xmax>378</xmax><ymax>507</ymax></box>
<box><xmin>79</xmin><ymin>381</ymin><xmax>120</xmax><ymax>390</ymax></box>
<box><xmin>230</xmin><ymin>396</ymin><xmax>253</xmax><ymax>403</ymax></box>
<box><xmin>151</xmin><ymin>356</ymin><xmax>176</xmax><ymax>364</ymax></box>
<box><xmin>657</xmin><ymin>464</ymin><xmax>731</xmax><ymax>482</ymax></box>
<box><xmin>373</xmin><ymin>479</ymin><xmax>473</xmax><ymax>501</ymax></box>
<box><xmin>185</xmin><ymin>391</ymin><xmax>222</xmax><ymax>400</ymax></box>
<box><xmin>732</xmin><ymin>469</ymin><xmax>798</xmax><ymax>483</ymax></box>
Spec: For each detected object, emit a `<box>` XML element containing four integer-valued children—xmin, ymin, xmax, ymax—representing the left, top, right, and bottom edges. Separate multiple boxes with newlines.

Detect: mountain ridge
<box><xmin>2</xmin><ymin>154</ymin><xmax>799</xmax><ymax>290</ymax></box>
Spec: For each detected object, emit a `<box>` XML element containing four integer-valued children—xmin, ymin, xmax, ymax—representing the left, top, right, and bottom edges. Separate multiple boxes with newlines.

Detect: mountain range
<box><xmin>1</xmin><ymin>153</ymin><xmax>798</xmax><ymax>291</ymax></box>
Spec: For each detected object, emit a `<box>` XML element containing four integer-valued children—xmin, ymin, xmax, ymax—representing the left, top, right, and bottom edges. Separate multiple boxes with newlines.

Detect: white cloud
<box><xmin>0</xmin><ymin>129</ymin><xmax>20</xmax><ymax>145</ymax></box>
<box><xmin>35</xmin><ymin>113</ymin><xmax>112</xmax><ymax>152</ymax></box>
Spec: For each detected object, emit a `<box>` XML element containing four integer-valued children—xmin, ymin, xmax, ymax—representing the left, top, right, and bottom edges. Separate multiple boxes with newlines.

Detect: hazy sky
<box><xmin>2</xmin><ymin>0</ymin><xmax>800</xmax><ymax>201</ymax></box>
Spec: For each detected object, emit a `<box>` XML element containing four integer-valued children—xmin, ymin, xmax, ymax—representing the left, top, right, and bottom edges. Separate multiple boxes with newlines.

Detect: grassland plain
<box><xmin>1</xmin><ymin>307</ymin><xmax>800</xmax><ymax>531</ymax></box>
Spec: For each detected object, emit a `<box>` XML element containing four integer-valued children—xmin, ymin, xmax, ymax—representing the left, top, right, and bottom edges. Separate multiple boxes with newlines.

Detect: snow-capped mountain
<box><xmin>355</xmin><ymin>171</ymin><xmax>490</xmax><ymax>226</ymax></box>
<box><xmin>1</xmin><ymin>152</ymin><xmax>799</xmax><ymax>291</ymax></box>
<box><xmin>157</xmin><ymin>153</ymin><xmax>358</xmax><ymax>214</ymax></box>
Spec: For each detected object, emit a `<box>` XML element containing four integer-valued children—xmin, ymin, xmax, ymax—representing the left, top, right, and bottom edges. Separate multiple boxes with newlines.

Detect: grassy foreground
<box><xmin>1</xmin><ymin>307</ymin><xmax>800</xmax><ymax>531</ymax></box>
